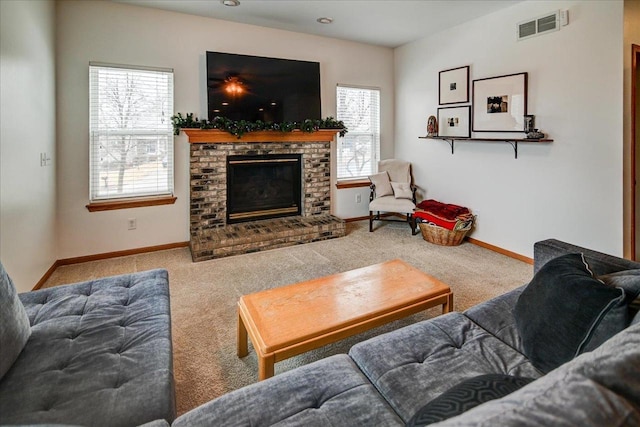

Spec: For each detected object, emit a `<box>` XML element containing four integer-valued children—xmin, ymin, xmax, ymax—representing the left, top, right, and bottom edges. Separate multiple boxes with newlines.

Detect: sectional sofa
<box><xmin>173</xmin><ymin>239</ymin><xmax>640</xmax><ymax>426</ymax></box>
<box><xmin>1</xmin><ymin>239</ymin><xmax>639</xmax><ymax>426</ymax></box>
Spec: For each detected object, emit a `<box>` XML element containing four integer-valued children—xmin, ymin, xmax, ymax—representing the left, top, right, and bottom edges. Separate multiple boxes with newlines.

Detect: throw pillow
<box><xmin>406</xmin><ymin>374</ymin><xmax>535</xmax><ymax>426</ymax></box>
<box><xmin>368</xmin><ymin>171</ymin><xmax>393</xmax><ymax>198</ymax></box>
<box><xmin>0</xmin><ymin>261</ymin><xmax>31</xmax><ymax>380</ymax></box>
<box><xmin>390</xmin><ymin>181</ymin><xmax>412</xmax><ymax>200</ymax></box>
<box><xmin>514</xmin><ymin>253</ymin><xmax>629</xmax><ymax>374</ymax></box>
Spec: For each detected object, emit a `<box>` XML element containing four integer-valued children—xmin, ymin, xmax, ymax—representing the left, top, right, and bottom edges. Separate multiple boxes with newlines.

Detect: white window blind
<box><xmin>89</xmin><ymin>63</ymin><xmax>174</xmax><ymax>201</ymax></box>
<box><xmin>336</xmin><ymin>85</ymin><xmax>380</xmax><ymax>179</ymax></box>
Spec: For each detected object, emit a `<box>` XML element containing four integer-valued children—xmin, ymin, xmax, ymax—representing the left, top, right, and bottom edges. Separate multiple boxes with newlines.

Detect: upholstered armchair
<box><xmin>368</xmin><ymin>159</ymin><xmax>418</xmax><ymax>234</ymax></box>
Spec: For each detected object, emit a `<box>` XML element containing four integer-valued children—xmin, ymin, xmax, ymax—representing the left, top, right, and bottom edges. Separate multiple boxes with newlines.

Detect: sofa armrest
<box><xmin>467</xmin><ymin>238</ymin><xmax>640</xmax><ymax>357</ymax></box>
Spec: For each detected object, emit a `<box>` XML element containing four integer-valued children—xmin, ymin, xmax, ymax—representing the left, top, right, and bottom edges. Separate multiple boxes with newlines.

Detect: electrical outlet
<box><xmin>127</xmin><ymin>218</ymin><xmax>137</xmax><ymax>230</ymax></box>
<box><xmin>356</xmin><ymin>194</ymin><xmax>362</xmax><ymax>203</ymax></box>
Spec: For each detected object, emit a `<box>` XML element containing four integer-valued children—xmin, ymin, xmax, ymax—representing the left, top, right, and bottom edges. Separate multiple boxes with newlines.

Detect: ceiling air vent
<box><xmin>517</xmin><ymin>10</ymin><xmax>565</xmax><ymax>41</ymax></box>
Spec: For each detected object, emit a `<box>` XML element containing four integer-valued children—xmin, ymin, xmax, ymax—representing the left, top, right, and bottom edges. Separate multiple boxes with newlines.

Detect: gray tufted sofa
<box><xmin>0</xmin><ymin>265</ymin><xmax>175</xmax><ymax>427</ymax></box>
<box><xmin>172</xmin><ymin>239</ymin><xmax>640</xmax><ymax>426</ymax></box>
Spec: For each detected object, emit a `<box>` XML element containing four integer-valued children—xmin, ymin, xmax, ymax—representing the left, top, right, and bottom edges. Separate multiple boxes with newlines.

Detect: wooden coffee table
<box><xmin>237</xmin><ymin>259</ymin><xmax>453</xmax><ymax>380</ymax></box>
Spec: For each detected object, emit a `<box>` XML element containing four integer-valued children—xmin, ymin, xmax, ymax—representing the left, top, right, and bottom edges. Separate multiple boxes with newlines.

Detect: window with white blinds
<box><xmin>89</xmin><ymin>63</ymin><xmax>174</xmax><ymax>201</ymax></box>
<box><xmin>336</xmin><ymin>85</ymin><xmax>380</xmax><ymax>179</ymax></box>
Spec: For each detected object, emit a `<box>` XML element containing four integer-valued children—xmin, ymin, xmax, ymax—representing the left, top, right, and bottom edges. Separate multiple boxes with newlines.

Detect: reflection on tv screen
<box><xmin>206</xmin><ymin>51</ymin><xmax>321</xmax><ymax>123</ymax></box>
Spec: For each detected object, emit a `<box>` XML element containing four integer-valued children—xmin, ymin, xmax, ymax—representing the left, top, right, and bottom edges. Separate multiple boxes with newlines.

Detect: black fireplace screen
<box><xmin>226</xmin><ymin>154</ymin><xmax>302</xmax><ymax>223</ymax></box>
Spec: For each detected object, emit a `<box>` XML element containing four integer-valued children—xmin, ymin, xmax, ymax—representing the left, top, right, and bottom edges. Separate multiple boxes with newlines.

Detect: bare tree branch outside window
<box><xmin>337</xmin><ymin>87</ymin><xmax>380</xmax><ymax>179</ymax></box>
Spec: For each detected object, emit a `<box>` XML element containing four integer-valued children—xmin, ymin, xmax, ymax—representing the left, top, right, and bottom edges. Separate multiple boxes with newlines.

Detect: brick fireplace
<box><xmin>185</xmin><ymin>129</ymin><xmax>346</xmax><ymax>262</ymax></box>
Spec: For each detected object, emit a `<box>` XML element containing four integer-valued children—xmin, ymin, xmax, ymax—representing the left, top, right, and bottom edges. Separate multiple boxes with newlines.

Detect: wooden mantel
<box><xmin>183</xmin><ymin>129</ymin><xmax>340</xmax><ymax>144</ymax></box>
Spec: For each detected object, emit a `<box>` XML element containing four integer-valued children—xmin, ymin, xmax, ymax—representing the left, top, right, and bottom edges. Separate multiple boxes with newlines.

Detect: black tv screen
<box><xmin>206</xmin><ymin>51</ymin><xmax>321</xmax><ymax>123</ymax></box>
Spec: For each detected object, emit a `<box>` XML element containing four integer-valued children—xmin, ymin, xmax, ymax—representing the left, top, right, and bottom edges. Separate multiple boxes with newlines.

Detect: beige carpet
<box><xmin>43</xmin><ymin>220</ymin><xmax>533</xmax><ymax>416</ymax></box>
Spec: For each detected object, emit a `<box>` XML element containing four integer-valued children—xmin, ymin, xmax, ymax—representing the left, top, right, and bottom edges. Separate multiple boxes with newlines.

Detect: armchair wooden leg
<box><xmin>369</xmin><ymin>211</ymin><xmax>374</xmax><ymax>232</ymax></box>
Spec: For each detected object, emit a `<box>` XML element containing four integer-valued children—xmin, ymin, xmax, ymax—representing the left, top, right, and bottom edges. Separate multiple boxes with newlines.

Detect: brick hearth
<box><xmin>190</xmin><ymin>215</ymin><xmax>345</xmax><ymax>262</ymax></box>
<box><xmin>185</xmin><ymin>130</ymin><xmax>346</xmax><ymax>262</ymax></box>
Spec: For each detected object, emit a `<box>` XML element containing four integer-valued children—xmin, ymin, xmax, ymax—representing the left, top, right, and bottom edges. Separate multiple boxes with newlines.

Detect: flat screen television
<box><xmin>206</xmin><ymin>51</ymin><xmax>321</xmax><ymax>123</ymax></box>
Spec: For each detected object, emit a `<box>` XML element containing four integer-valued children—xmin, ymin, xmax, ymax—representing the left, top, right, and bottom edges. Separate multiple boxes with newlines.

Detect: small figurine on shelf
<box><xmin>427</xmin><ymin>116</ymin><xmax>438</xmax><ymax>137</ymax></box>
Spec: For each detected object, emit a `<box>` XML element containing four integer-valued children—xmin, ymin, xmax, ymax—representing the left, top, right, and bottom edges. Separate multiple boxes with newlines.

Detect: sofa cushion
<box><xmin>369</xmin><ymin>171</ymin><xmax>394</xmax><ymax>197</ymax></box>
<box><xmin>463</xmin><ymin>285</ymin><xmax>525</xmax><ymax>354</ymax></box>
<box><xmin>0</xmin><ymin>269</ymin><xmax>175</xmax><ymax>427</ymax></box>
<box><xmin>600</xmin><ymin>270</ymin><xmax>640</xmax><ymax>326</ymax></box>
<box><xmin>430</xmin><ymin>321</ymin><xmax>640</xmax><ymax>427</ymax></box>
<box><xmin>599</xmin><ymin>269</ymin><xmax>640</xmax><ymax>301</ymax></box>
<box><xmin>0</xmin><ymin>261</ymin><xmax>31</xmax><ymax>381</ymax></box>
<box><xmin>349</xmin><ymin>312</ymin><xmax>542</xmax><ymax>423</ymax></box>
<box><xmin>594</xmin><ymin>268</ymin><xmax>640</xmax><ymax>345</ymax></box>
<box><xmin>172</xmin><ymin>354</ymin><xmax>403</xmax><ymax>427</ymax></box>
<box><xmin>514</xmin><ymin>253</ymin><xmax>629</xmax><ymax>373</ymax></box>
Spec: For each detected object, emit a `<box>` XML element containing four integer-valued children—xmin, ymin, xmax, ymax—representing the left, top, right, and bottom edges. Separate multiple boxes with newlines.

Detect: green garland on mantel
<box><xmin>171</xmin><ymin>113</ymin><xmax>348</xmax><ymax>138</ymax></box>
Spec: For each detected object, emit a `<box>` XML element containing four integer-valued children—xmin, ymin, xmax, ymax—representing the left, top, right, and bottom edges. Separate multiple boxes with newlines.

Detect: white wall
<box><xmin>334</xmin><ymin>186</ymin><xmax>372</xmax><ymax>219</ymax></box>
<box><xmin>1</xmin><ymin>0</ymin><xmax>57</xmax><ymax>292</ymax></box>
<box><xmin>394</xmin><ymin>0</ymin><xmax>624</xmax><ymax>258</ymax></box>
<box><xmin>56</xmin><ymin>0</ymin><xmax>394</xmax><ymax>258</ymax></box>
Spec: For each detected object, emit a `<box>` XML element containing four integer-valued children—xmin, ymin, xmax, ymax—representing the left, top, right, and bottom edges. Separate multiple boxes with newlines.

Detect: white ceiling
<box><xmin>113</xmin><ymin>0</ymin><xmax>523</xmax><ymax>48</ymax></box>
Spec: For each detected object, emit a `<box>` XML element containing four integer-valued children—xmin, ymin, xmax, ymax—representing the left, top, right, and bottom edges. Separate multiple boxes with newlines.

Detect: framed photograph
<box><xmin>437</xmin><ymin>106</ymin><xmax>471</xmax><ymax>138</ymax></box>
<box><xmin>472</xmin><ymin>72</ymin><xmax>528</xmax><ymax>132</ymax></box>
<box><xmin>439</xmin><ymin>66</ymin><xmax>469</xmax><ymax>105</ymax></box>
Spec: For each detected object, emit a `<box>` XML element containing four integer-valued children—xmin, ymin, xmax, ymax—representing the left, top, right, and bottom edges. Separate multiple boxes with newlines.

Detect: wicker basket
<box><xmin>419</xmin><ymin>222</ymin><xmax>472</xmax><ymax>246</ymax></box>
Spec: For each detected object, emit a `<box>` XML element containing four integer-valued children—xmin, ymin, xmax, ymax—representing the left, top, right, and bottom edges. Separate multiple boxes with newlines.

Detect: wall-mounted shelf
<box><xmin>418</xmin><ymin>136</ymin><xmax>553</xmax><ymax>159</ymax></box>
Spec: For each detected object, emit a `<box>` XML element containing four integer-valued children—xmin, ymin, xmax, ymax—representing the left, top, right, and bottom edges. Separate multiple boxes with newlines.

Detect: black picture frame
<box><xmin>472</xmin><ymin>72</ymin><xmax>528</xmax><ymax>132</ymax></box>
<box><xmin>439</xmin><ymin>65</ymin><xmax>470</xmax><ymax>105</ymax></box>
<box><xmin>437</xmin><ymin>106</ymin><xmax>471</xmax><ymax>138</ymax></box>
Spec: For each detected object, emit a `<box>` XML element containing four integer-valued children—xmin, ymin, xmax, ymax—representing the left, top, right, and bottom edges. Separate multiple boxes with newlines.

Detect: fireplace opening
<box><xmin>227</xmin><ymin>154</ymin><xmax>302</xmax><ymax>224</ymax></box>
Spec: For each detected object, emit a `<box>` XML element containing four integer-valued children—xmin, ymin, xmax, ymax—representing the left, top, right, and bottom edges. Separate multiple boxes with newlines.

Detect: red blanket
<box><xmin>414</xmin><ymin>199</ymin><xmax>473</xmax><ymax>230</ymax></box>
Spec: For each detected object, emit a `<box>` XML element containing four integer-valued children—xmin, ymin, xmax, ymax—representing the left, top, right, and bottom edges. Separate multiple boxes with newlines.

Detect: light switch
<box><xmin>40</xmin><ymin>152</ymin><xmax>52</xmax><ymax>167</ymax></box>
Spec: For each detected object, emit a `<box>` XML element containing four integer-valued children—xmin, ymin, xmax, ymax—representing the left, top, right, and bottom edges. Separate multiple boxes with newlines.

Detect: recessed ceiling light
<box><xmin>317</xmin><ymin>17</ymin><xmax>333</xmax><ymax>24</ymax></box>
<box><xmin>221</xmin><ymin>0</ymin><xmax>240</xmax><ymax>6</ymax></box>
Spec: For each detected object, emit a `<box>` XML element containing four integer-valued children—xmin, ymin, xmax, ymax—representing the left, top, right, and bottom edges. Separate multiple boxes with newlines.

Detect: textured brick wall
<box><xmin>190</xmin><ymin>142</ymin><xmax>331</xmax><ymax>238</ymax></box>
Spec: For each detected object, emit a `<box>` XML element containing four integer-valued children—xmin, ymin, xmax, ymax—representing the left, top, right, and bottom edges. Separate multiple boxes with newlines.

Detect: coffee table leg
<box><xmin>258</xmin><ymin>355</ymin><xmax>275</xmax><ymax>381</ymax></box>
<box><xmin>237</xmin><ymin>309</ymin><xmax>248</xmax><ymax>358</ymax></box>
<box><xmin>443</xmin><ymin>293</ymin><xmax>454</xmax><ymax>313</ymax></box>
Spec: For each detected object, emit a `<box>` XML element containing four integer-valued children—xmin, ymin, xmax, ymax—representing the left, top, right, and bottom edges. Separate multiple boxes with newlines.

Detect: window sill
<box><xmin>86</xmin><ymin>195</ymin><xmax>177</xmax><ymax>212</ymax></box>
<box><xmin>335</xmin><ymin>178</ymin><xmax>371</xmax><ymax>189</ymax></box>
